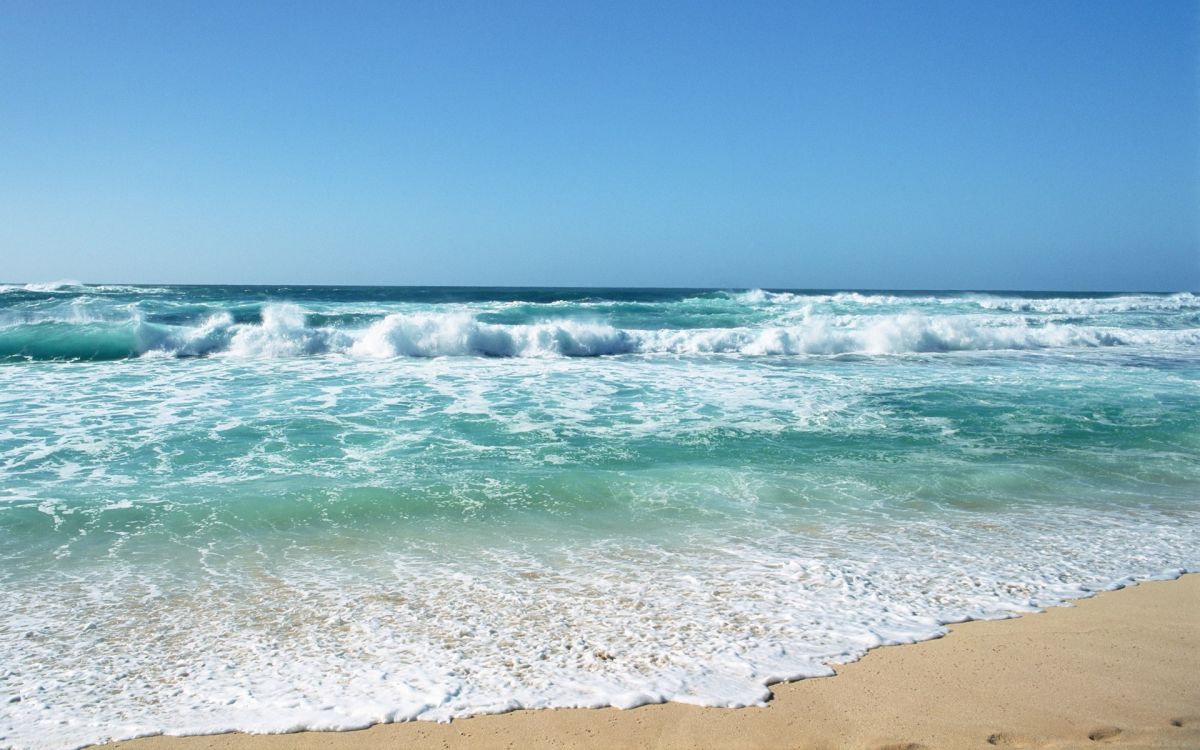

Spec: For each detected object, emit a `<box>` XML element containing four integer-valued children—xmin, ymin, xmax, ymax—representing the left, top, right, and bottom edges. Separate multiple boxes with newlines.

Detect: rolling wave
<box><xmin>1</xmin><ymin>302</ymin><xmax>1195</xmax><ymax>361</ymax></box>
<box><xmin>729</xmin><ymin>289</ymin><xmax>1200</xmax><ymax>313</ymax></box>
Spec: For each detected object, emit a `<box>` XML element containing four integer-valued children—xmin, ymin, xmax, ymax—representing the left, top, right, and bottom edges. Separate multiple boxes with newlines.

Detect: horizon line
<box><xmin>5</xmin><ymin>281</ymin><xmax>1198</xmax><ymax>295</ymax></box>
<box><xmin>4</xmin><ymin>282</ymin><xmax>1195</xmax><ymax>294</ymax></box>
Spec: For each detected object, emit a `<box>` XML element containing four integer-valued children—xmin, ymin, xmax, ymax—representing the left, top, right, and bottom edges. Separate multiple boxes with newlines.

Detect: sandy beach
<box><xmin>100</xmin><ymin>573</ymin><xmax>1198</xmax><ymax>750</ymax></box>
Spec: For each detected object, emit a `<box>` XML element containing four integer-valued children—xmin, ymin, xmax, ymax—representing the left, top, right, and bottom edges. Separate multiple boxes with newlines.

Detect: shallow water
<box><xmin>1</xmin><ymin>284</ymin><xmax>1197</xmax><ymax>749</ymax></box>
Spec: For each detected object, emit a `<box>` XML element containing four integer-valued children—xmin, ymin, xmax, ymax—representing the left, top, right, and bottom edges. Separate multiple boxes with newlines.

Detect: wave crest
<box><xmin>351</xmin><ymin>313</ymin><xmax>635</xmax><ymax>358</ymax></box>
<box><xmin>1</xmin><ymin>303</ymin><xmax>1196</xmax><ymax>361</ymax></box>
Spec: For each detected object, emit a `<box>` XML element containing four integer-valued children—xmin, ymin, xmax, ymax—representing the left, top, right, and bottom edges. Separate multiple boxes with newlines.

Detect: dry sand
<box><xmin>103</xmin><ymin>574</ymin><xmax>1199</xmax><ymax>750</ymax></box>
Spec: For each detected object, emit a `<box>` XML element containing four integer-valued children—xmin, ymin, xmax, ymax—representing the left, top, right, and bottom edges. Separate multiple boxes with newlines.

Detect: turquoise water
<box><xmin>1</xmin><ymin>283</ymin><xmax>1198</xmax><ymax>749</ymax></box>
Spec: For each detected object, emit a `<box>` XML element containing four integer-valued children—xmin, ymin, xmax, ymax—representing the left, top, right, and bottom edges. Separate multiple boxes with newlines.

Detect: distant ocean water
<box><xmin>1</xmin><ymin>283</ymin><xmax>1197</xmax><ymax>750</ymax></box>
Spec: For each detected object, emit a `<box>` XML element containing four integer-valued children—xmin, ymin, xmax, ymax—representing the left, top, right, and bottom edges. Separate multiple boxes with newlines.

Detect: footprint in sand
<box><xmin>876</xmin><ymin>743</ymin><xmax>926</xmax><ymax>750</ymax></box>
<box><xmin>986</xmin><ymin>732</ymin><xmax>1036</xmax><ymax>747</ymax></box>
<box><xmin>1087</xmin><ymin>726</ymin><xmax>1122</xmax><ymax>742</ymax></box>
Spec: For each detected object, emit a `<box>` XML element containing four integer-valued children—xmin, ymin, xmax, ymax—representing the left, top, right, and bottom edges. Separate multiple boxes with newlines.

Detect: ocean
<box><xmin>1</xmin><ymin>283</ymin><xmax>1197</xmax><ymax>749</ymax></box>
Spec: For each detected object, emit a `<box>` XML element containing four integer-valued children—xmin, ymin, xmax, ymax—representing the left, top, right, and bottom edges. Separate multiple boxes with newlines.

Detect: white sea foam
<box><xmin>15</xmin><ymin>280</ymin><xmax>83</xmax><ymax>292</ymax></box>
<box><xmin>348</xmin><ymin>312</ymin><xmax>636</xmax><ymax>358</ymax></box>
<box><xmin>729</xmin><ymin>289</ymin><xmax>939</xmax><ymax>306</ymax></box>
<box><xmin>638</xmin><ymin>315</ymin><xmax>1144</xmax><ymax>354</ymax></box>
<box><xmin>729</xmin><ymin>289</ymin><xmax>1200</xmax><ymax>314</ymax></box>
<box><xmin>972</xmin><ymin>291</ymin><xmax>1200</xmax><ymax>314</ymax></box>
<box><xmin>0</xmin><ymin>510</ymin><xmax>1193</xmax><ymax>750</ymax></box>
<box><xmin>3</xmin><ymin>291</ymin><xmax>1198</xmax><ymax>361</ymax></box>
<box><xmin>225</xmin><ymin>304</ymin><xmax>345</xmax><ymax>357</ymax></box>
<box><xmin>0</xmin><ymin>281</ymin><xmax>170</xmax><ymax>294</ymax></box>
<box><xmin>117</xmin><ymin>305</ymin><xmax>1200</xmax><ymax>360</ymax></box>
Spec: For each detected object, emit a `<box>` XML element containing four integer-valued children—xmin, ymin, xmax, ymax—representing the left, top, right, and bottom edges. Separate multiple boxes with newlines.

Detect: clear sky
<box><xmin>1</xmin><ymin>1</ymin><xmax>1197</xmax><ymax>290</ymax></box>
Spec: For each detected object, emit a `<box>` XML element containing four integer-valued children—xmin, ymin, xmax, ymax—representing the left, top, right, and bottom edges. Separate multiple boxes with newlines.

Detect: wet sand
<box><xmin>103</xmin><ymin>573</ymin><xmax>1199</xmax><ymax>750</ymax></box>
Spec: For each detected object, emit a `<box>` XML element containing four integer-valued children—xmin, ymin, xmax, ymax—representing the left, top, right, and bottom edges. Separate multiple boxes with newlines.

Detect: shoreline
<box><xmin>100</xmin><ymin>572</ymin><xmax>1199</xmax><ymax>750</ymax></box>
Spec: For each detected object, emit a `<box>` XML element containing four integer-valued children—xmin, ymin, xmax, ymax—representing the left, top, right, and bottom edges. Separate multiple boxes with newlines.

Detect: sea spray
<box><xmin>0</xmin><ymin>287</ymin><xmax>1197</xmax><ymax>361</ymax></box>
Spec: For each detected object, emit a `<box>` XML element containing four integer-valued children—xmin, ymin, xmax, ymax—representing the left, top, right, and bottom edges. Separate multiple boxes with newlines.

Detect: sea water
<box><xmin>0</xmin><ymin>283</ymin><xmax>1197</xmax><ymax>749</ymax></box>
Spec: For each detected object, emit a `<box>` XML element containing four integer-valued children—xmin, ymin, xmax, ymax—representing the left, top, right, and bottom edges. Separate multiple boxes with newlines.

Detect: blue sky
<box><xmin>1</xmin><ymin>1</ymin><xmax>1197</xmax><ymax>290</ymax></box>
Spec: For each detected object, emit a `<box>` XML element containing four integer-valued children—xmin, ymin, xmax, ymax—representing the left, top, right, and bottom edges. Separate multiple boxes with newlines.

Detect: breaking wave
<box><xmin>729</xmin><ymin>289</ymin><xmax>1200</xmax><ymax>313</ymax></box>
<box><xmin>1</xmin><ymin>303</ymin><xmax>1196</xmax><ymax>361</ymax></box>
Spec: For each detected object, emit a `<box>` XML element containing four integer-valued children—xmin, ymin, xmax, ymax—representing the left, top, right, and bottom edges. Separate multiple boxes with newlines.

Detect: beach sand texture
<box><xmin>103</xmin><ymin>574</ymin><xmax>1199</xmax><ymax>750</ymax></box>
